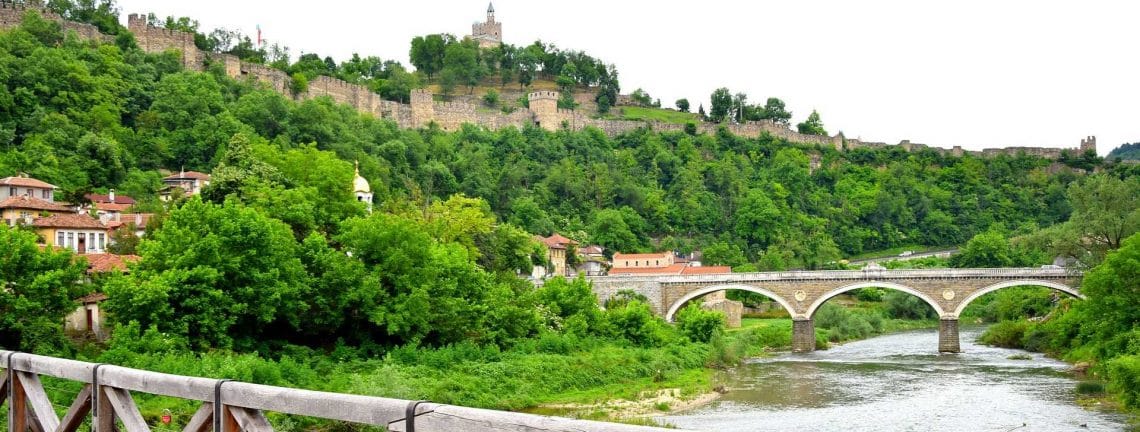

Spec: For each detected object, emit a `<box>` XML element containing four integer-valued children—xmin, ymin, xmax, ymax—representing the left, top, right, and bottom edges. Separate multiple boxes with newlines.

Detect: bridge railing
<box><xmin>590</xmin><ymin>267</ymin><xmax>1079</xmax><ymax>283</ymax></box>
<box><xmin>1</xmin><ymin>350</ymin><xmax>685</xmax><ymax>432</ymax></box>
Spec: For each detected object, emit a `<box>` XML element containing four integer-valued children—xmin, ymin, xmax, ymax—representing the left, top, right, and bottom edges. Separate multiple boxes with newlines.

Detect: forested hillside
<box><xmin>1</xmin><ymin>11</ymin><xmax>1129</xmax><ymax>270</ymax></box>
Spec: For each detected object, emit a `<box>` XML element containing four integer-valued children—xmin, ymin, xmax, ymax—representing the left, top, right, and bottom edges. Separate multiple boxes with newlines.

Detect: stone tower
<box><xmin>471</xmin><ymin>3</ymin><xmax>501</xmax><ymax>48</ymax></box>
<box><xmin>1080</xmin><ymin>135</ymin><xmax>1097</xmax><ymax>154</ymax></box>
<box><xmin>410</xmin><ymin>89</ymin><xmax>434</xmax><ymax>128</ymax></box>
<box><xmin>528</xmin><ymin>91</ymin><xmax>560</xmax><ymax>131</ymax></box>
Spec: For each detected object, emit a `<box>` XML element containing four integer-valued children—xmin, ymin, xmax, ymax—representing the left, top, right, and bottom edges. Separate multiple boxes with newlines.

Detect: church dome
<box><xmin>353</xmin><ymin>161</ymin><xmax>371</xmax><ymax>193</ymax></box>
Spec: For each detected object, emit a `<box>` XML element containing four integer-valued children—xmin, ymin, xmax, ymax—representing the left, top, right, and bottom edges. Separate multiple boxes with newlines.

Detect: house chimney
<box><xmin>109</xmin><ymin>189</ymin><xmax>116</xmax><ymax>203</ymax></box>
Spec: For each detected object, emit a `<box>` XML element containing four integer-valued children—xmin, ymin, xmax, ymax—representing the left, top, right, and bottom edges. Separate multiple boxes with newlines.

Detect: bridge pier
<box><xmin>939</xmin><ymin>318</ymin><xmax>961</xmax><ymax>353</ymax></box>
<box><xmin>792</xmin><ymin>319</ymin><xmax>816</xmax><ymax>353</ymax></box>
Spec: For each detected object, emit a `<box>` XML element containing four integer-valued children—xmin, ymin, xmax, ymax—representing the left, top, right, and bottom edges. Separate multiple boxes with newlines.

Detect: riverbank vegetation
<box><xmin>968</xmin><ymin>174</ymin><xmax>1140</xmax><ymax>416</ymax></box>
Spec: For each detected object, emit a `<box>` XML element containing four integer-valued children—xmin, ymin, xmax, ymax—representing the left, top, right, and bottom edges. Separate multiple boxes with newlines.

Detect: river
<box><xmin>660</xmin><ymin>327</ymin><xmax>1129</xmax><ymax>431</ymax></box>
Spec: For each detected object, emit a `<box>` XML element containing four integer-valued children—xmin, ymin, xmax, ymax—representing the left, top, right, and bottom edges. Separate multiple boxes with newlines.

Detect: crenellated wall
<box><xmin>0</xmin><ymin>5</ymin><xmax>1098</xmax><ymax>159</ymax></box>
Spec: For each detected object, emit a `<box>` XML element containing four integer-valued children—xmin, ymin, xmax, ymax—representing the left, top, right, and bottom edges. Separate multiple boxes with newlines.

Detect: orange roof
<box><xmin>83</xmin><ymin>254</ymin><xmax>139</xmax><ymax>274</ymax></box>
<box><xmin>0</xmin><ymin>195</ymin><xmax>73</xmax><ymax>212</ymax></box>
<box><xmin>94</xmin><ymin>202</ymin><xmax>133</xmax><ymax>212</ymax></box>
<box><xmin>164</xmin><ymin>171</ymin><xmax>210</xmax><ymax>180</ymax></box>
<box><xmin>85</xmin><ymin>193</ymin><xmax>136</xmax><ymax>205</ymax></box>
<box><xmin>580</xmin><ymin>245</ymin><xmax>604</xmax><ymax>255</ymax></box>
<box><xmin>0</xmin><ymin>176</ymin><xmax>56</xmax><ymax>189</ymax></box>
<box><xmin>613</xmin><ymin>252</ymin><xmax>672</xmax><ymax>260</ymax></box>
<box><xmin>680</xmin><ymin>266</ymin><xmax>732</xmax><ymax>275</ymax></box>
<box><xmin>608</xmin><ymin>263</ymin><xmax>688</xmax><ymax>276</ymax></box>
<box><xmin>117</xmin><ymin>213</ymin><xmax>153</xmax><ymax>228</ymax></box>
<box><xmin>542</xmin><ymin>233</ymin><xmax>577</xmax><ymax>249</ymax></box>
<box><xmin>32</xmin><ymin>214</ymin><xmax>106</xmax><ymax>229</ymax></box>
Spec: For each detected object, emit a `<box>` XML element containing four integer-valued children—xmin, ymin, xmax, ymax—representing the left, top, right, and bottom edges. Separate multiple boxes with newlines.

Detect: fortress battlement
<box><xmin>0</xmin><ymin>5</ymin><xmax>1097</xmax><ymax>160</ymax></box>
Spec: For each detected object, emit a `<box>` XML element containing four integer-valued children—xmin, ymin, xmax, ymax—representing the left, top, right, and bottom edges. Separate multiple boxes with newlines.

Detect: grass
<box><xmin>619</xmin><ymin>106</ymin><xmax>699</xmax><ymax>124</ymax></box>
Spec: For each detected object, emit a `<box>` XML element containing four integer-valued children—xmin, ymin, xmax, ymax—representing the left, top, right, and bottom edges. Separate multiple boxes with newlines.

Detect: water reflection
<box><xmin>662</xmin><ymin>328</ymin><xmax>1128</xmax><ymax>431</ymax></box>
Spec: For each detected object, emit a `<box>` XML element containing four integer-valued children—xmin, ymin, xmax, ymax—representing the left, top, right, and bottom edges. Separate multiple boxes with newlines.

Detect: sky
<box><xmin>114</xmin><ymin>0</ymin><xmax>1139</xmax><ymax>154</ymax></box>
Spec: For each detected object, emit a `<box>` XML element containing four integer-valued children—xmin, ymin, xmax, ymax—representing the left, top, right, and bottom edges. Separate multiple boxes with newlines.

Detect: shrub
<box><xmin>853</xmin><ymin>288</ymin><xmax>883</xmax><ymax>302</ymax></box>
<box><xmin>1107</xmin><ymin>355</ymin><xmax>1140</xmax><ymax>409</ymax></box>
<box><xmin>482</xmin><ymin>89</ymin><xmax>500</xmax><ymax>107</ymax></box>
<box><xmin>978</xmin><ymin>320</ymin><xmax>1029</xmax><ymax>348</ymax></box>
<box><xmin>883</xmin><ymin>291</ymin><xmax>937</xmax><ymax>320</ymax></box>
<box><xmin>675</xmin><ymin>305</ymin><xmax>726</xmax><ymax>343</ymax></box>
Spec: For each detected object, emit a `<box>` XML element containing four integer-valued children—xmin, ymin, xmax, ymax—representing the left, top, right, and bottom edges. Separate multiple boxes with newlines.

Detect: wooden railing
<box><xmin>1</xmin><ymin>350</ymin><xmax>685</xmax><ymax>432</ymax></box>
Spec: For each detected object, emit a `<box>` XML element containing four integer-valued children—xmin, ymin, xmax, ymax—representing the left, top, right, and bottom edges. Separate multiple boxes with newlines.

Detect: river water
<box><xmin>661</xmin><ymin>328</ymin><xmax>1130</xmax><ymax>431</ymax></box>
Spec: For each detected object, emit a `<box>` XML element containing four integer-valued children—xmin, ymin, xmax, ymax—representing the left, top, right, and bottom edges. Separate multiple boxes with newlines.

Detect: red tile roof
<box><xmin>117</xmin><ymin>213</ymin><xmax>153</xmax><ymax>228</ymax></box>
<box><xmin>83</xmin><ymin>254</ymin><xmax>139</xmax><ymax>274</ymax></box>
<box><xmin>32</xmin><ymin>214</ymin><xmax>106</xmax><ymax>229</ymax></box>
<box><xmin>164</xmin><ymin>171</ymin><xmax>210</xmax><ymax>180</ymax></box>
<box><xmin>608</xmin><ymin>263</ymin><xmax>688</xmax><ymax>276</ymax></box>
<box><xmin>84</xmin><ymin>193</ymin><xmax>136</xmax><ymax>205</ymax></box>
<box><xmin>542</xmin><ymin>233</ymin><xmax>577</xmax><ymax>249</ymax></box>
<box><xmin>0</xmin><ymin>176</ymin><xmax>56</xmax><ymax>189</ymax></box>
<box><xmin>93</xmin><ymin>202</ymin><xmax>133</xmax><ymax>212</ymax></box>
<box><xmin>680</xmin><ymin>266</ymin><xmax>733</xmax><ymax>275</ymax></box>
<box><xmin>613</xmin><ymin>252</ymin><xmax>672</xmax><ymax>260</ymax></box>
<box><xmin>580</xmin><ymin>245</ymin><xmax>605</xmax><ymax>255</ymax></box>
<box><xmin>0</xmin><ymin>195</ymin><xmax>73</xmax><ymax>212</ymax></box>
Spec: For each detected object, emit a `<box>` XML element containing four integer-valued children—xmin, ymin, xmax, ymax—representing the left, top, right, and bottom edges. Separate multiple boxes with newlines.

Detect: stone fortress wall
<box><xmin>0</xmin><ymin>3</ymin><xmax>1098</xmax><ymax>158</ymax></box>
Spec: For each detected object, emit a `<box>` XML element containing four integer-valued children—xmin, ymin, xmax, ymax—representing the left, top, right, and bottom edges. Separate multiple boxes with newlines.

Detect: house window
<box><xmin>7</xmin><ymin>187</ymin><xmax>14</xmax><ymax>196</ymax></box>
<box><xmin>635</xmin><ymin>261</ymin><xmax>639</xmax><ymax>267</ymax></box>
<box><xmin>42</xmin><ymin>189</ymin><xmax>49</xmax><ymax>199</ymax></box>
<box><xmin>66</xmin><ymin>232</ymin><xmax>74</xmax><ymax>249</ymax></box>
<box><xmin>98</xmin><ymin>233</ymin><xmax>105</xmax><ymax>251</ymax></box>
<box><xmin>57</xmin><ymin>232</ymin><xmax>65</xmax><ymax>247</ymax></box>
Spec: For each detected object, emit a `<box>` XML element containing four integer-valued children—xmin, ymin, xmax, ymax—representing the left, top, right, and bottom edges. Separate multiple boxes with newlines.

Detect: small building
<box><xmin>539</xmin><ymin>233</ymin><xmax>577</xmax><ymax>277</ymax></box>
<box><xmin>353</xmin><ymin>161</ymin><xmax>373</xmax><ymax>213</ymax></box>
<box><xmin>612</xmin><ymin>252</ymin><xmax>674</xmax><ymax>269</ymax></box>
<box><xmin>0</xmin><ymin>195</ymin><xmax>75</xmax><ymax>226</ymax></box>
<box><xmin>105</xmin><ymin>213</ymin><xmax>153</xmax><ymax>238</ymax></box>
<box><xmin>0</xmin><ymin>174</ymin><xmax>57</xmax><ymax>201</ymax></box>
<box><xmin>160</xmin><ymin>170</ymin><xmax>211</xmax><ymax>201</ymax></box>
<box><xmin>608</xmin><ymin>250</ymin><xmax>737</xmax><ymax>325</ymax></box>
<box><xmin>64</xmin><ymin>253</ymin><xmax>139</xmax><ymax>340</ymax></box>
<box><xmin>33</xmin><ymin>214</ymin><xmax>110</xmax><ymax>254</ymax></box>
<box><xmin>577</xmin><ymin>245</ymin><xmax>607</xmax><ymax>276</ymax></box>
<box><xmin>84</xmin><ymin>189</ymin><xmax>136</xmax><ymax>220</ymax></box>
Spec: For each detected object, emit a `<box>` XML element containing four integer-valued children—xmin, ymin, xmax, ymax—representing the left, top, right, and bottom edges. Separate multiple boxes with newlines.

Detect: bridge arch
<box><xmin>664</xmin><ymin>284</ymin><xmax>796</xmax><ymax>323</ymax></box>
<box><xmin>952</xmin><ymin>279</ymin><xmax>1083</xmax><ymax>317</ymax></box>
<box><xmin>805</xmin><ymin>281</ymin><xmax>948</xmax><ymax>319</ymax></box>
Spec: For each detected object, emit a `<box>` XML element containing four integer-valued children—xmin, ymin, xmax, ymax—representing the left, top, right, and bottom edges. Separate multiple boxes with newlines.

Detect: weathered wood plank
<box><xmin>219</xmin><ymin>382</ymin><xmax>411</xmax><ymax>425</ymax></box>
<box><xmin>18</xmin><ymin>372</ymin><xmax>61</xmax><ymax>432</ymax></box>
<box><xmin>13</xmin><ymin>369</ymin><xmax>29</xmax><ymax>432</ymax></box>
<box><xmin>27</xmin><ymin>409</ymin><xmax>47</xmax><ymax>432</ymax></box>
<box><xmin>99</xmin><ymin>366</ymin><xmax>216</xmax><ymax>401</ymax></box>
<box><xmin>181</xmin><ymin>403</ymin><xmax>212</xmax><ymax>432</ymax></box>
<box><xmin>55</xmin><ymin>384</ymin><xmax>92</xmax><ymax>432</ymax></box>
<box><xmin>387</xmin><ymin>404</ymin><xmax>681</xmax><ymax>432</ymax></box>
<box><xmin>222</xmin><ymin>407</ymin><xmax>239</xmax><ymax>432</ymax></box>
<box><xmin>226</xmin><ymin>406</ymin><xmax>273</xmax><ymax>432</ymax></box>
<box><xmin>95</xmin><ymin>385</ymin><xmax>116</xmax><ymax>432</ymax></box>
<box><xmin>5</xmin><ymin>352</ymin><xmax>95</xmax><ymax>383</ymax></box>
<box><xmin>102</xmin><ymin>387</ymin><xmax>149</xmax><ymax>432</ymax></box>
<box><xmin>0</xmin><ymin>370</ymin><xmax>8</xmax><ymax>406</ymax></box>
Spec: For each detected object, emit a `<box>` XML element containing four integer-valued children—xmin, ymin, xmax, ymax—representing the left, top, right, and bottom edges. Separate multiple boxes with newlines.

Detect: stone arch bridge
<box><xmin>588</xmin><ymin>268</ymin><xmax>1082</xmax><ymax>353</ymax></box>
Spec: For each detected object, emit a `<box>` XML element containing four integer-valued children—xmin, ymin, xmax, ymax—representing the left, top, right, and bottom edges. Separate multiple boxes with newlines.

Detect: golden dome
<box><xmin>353</xmin><ymin>161</ymin><xmax>371</xmax><ymax>193</ymax></box>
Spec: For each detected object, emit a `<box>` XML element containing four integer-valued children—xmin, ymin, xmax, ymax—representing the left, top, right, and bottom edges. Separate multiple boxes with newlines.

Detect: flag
<box><xmin>256</xmin><ymin>25</ymin><xmax>262</xmax><ymax>46</ymax></box>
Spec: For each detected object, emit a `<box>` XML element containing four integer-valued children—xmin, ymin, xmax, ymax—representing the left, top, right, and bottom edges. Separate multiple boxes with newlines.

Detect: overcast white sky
<box><xmin>116</xmin><ymin>0</ymin><xmax>1139</xmax><ymax>154</ymax></box>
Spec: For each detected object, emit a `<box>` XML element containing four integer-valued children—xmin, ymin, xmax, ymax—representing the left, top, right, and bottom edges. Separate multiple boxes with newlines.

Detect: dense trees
<box><xmin>0</xmin><ymin>226</ymin><xmax>90</xmax><ymax>352</ymax></box>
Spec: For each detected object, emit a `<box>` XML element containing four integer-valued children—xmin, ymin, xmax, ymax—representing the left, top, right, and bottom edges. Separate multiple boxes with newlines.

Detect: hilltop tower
<box><xmin>471</xmin><ymin>3</ymin><xmax>501</xmax><ymax>48</ymax></box>
<box><xmin>1080</xmin><ymin>135</ymin><xmax>1097</xmax><ymax>154</ymax></box>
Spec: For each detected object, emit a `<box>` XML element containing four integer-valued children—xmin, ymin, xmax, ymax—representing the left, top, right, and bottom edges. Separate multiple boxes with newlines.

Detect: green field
<box><xmin>620</xmin><ymin>106</ymin><xmax>699</xmax><ymax>124</ymax></box>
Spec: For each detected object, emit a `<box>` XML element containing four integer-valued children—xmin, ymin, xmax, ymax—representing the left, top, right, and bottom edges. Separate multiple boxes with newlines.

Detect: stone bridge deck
<box><xmin>589</xmin><ymin>267</ymin><xmax>1082</xmax><ymax>353</ymax></box>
